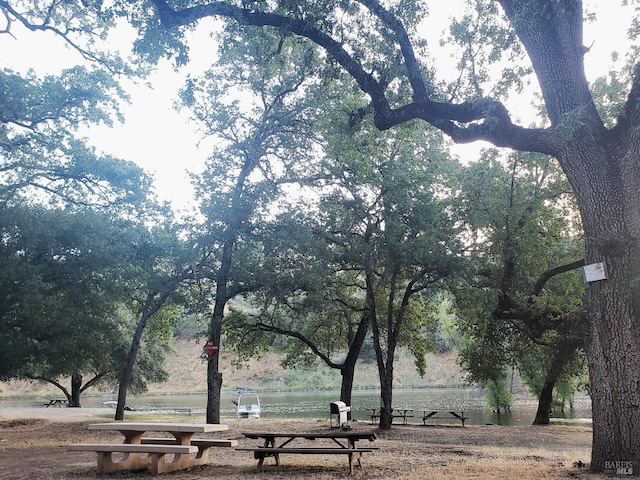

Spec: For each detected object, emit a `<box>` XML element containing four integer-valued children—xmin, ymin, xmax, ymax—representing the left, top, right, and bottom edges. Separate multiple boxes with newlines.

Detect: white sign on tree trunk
<box><xmin>583</xmin><ymin>262</ymin><xmax>607</xmax><ymax>282</ymax></box>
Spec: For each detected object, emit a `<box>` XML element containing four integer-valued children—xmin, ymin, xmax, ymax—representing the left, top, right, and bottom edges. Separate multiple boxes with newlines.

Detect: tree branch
<box><xmin>151</xmin><ymin>0</ymin><xmax>561</xmax><ymax>155</ymax></box>
<box><xmin>356</xmin><ymin>0</ymin><xmax>428</xmax><ymax>99</ymax></box>
<box><xmin>531</xmin><ymin>258</ymin><xmax>585</xmax><ymax>297</ymax></box>
<box><xmin>613</xmin><ymin>62</ymin><xmax>640</xmax><ymax>139</ymax></box>
<box><xmin>247</xmin><ymin>320</ymin><xmax>342</xmax><ymax>369</ymax></box>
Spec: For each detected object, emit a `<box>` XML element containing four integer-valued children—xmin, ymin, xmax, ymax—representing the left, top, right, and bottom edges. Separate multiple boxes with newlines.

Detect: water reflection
<box><xmin>1</xmin><ymin>387</ymin><xmax>591</xmax><ymax>426</ymax></box>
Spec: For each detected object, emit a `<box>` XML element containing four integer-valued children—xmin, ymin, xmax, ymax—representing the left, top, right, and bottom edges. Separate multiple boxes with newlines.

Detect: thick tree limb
<box><xmin>151</xmin><ymin>0</ymin><xmax>561</xmax><ymax>155</ymax></box>
<box><xmin>494</xmin><ymin>258</ymin><xmax>586</xmax><ymax>344</ymax></box>
<box><xmin>531</xmin><ymin>258</ymin><xmax>585</xmax><ymax>297</ymax></box>
<box><xmin>245</xmin><ymin>320</ymin><xmax>342</xmax><ymax>369</ymax></box>
<box><xmin>356</xmin><ymin>0</ymin><xmax>428</xmax><ymax>99</ymax></box>
<box><xmin>613</xmin><ymin>62</ymin><xmax>640</xmax><ymax>141</ymax></box>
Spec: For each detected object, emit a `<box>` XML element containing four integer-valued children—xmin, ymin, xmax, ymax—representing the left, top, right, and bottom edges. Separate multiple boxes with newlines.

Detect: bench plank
<box><xmin>236</xmin><ymin>447</ymin><xmax>374</xmax><ymax>475</ymax></box>
<box><xmin>67</xmin><ymin>443</ymin><xmax>197</xmax><ymax>454</ymax></box>
<box><xmin>237</xmin><ymin>447</ymin><xmax>373</xmax><ymax>454</ymax></box>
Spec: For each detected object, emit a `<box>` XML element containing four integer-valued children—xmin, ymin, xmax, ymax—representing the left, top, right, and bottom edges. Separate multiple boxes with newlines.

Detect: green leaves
<box><xmin>451</xmin><ymin>149</ymin><xmax>585</xmax><ymax>402</ymax></box>
<box><xmin>0</xmin><ymin>66</ymin><xmax>151</xmax><ymax>209</ymax></box>
<box><xmin>0</xmin><ymin>205</ymin><xmax>132</xmax><ymax>381</ymax></box>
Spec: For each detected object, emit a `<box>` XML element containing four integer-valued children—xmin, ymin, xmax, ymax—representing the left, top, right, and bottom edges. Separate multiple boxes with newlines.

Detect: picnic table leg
<box><xmin>191</xmin><ymin>445</ymin><xmax>211</xmax><ymax>464</ymax></box>
<box><xmin>347</xmin><ymin>451</ymin><xmax>364</xmax><ymax>475</ymax></box>
<box><xmin>265</xmin><ymin>437</ymin><xmax>280</xmax><ymax>466</ymax></box>
<box><xmin>256</xmin><ymin>451</ymin><xmax>266</xmax><ymax>471</ymax></box>
<box><xmin>152</xmin><ymin>452</ymin><xmax>198</xmax><ymax>475</ymax></box>
<box><xmin>254</xmin><ymin>436</ymin><xmax>280</xmax><ymax>470</ymax></box>
<box><xmin>254</xmin><ymin>450</ymin><xmax>280</xmax><ymax>470</ymax></box>
<box><xmin>96</xmin><ymin>451</ymin><xmax>150</xmax><ymax>474</ymax></box>
<box><xmin>162</xmin><ymin>431</ymin><xmax>211</xmax><ymax>471</ymax></box>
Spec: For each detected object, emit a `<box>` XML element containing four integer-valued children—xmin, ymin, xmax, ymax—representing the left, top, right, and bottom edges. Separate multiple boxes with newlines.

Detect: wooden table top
<box><xmin>88</xmin><ymin>422</ymin><xmax>229</xmax><ymax>433</ymax></box>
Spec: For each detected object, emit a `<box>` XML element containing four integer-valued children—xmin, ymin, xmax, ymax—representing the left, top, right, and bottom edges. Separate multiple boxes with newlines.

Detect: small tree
<box><xmin>454</xmin><ymin>150</ymin><xmax>585</xmax><ymax>424</ymax></box>
<box><xmin>0</xmin><ymin>205</ymin><xmax>168</xmax><ymax>405</ymax></box>
<box><xmin>183</xmin><ymin>27</ymin><xmax>323</xmax><ymax>423</ymax></box>
<box><xmin>484</xmin><ymin>375</ymin><xmax>513</xmax><ymax>414</ymax></box>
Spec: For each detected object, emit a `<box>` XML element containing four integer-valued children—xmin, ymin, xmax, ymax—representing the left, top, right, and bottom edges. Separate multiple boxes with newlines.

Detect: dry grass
<box><xmin>0</xmin><ymin>410</ymin><xmax>608</xmax><ymax>480</ymax></box>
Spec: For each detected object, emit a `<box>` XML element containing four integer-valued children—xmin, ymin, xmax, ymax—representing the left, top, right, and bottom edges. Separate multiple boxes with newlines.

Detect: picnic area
<box><xmin>0</xmin><ymin>406</ymin><xmax>607</xmax><ymax>480</ymax></box>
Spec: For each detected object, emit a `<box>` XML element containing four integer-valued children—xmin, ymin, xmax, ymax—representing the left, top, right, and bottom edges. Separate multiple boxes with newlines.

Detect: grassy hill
<box><xmin>155</xmin><ymin>339</ymin><xmax>468</xmax><ymax>394</ymax></box>
<box><xmin>0</xmin><ymin>339</ymin><xmax>468</xmax><ymax>398</ymax></box>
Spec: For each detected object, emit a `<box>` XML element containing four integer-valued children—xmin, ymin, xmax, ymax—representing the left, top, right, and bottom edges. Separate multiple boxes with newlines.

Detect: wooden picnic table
<box><xmin>67</xmin><ymin>422</ymin><xmax>234</xmax><ymax>475</ymax></box>
<box><xmin>369</xmin><ymin>407</ymin><xmax>414</xmax><ymax>424</ymax></box>
<box><xmin>238</xmin><ymin>430</ymin><xmax>377</xmax><ymax>474</ymax></box>
<box><xmin>44</xmin><ymin>398</ymin><xmax>68</xmax><ymax>407</ymax></box>
<box><xmin>422</xmin><ymin>410</ymin><xmax>468</xmax><ymax>426</ymax></box>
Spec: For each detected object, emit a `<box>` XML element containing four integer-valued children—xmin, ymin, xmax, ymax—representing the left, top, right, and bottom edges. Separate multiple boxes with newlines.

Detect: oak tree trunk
<box><xmin>70</xmin><ymin>373</ymin><xmax>82</xmax><ymax>408</ymax></box>
<box><xmin>205</xmin><ymin>305</ymin><xmax>224</xmax><ymax>424</ymax></box>
<box><xmin>339</xmin><ymin>314</ymin><xmax>370</xmax><ymax>419</ymax></box>
<box><xmin>206</xmin><ymin>237</ymin><xmax>232</xmax><ymax>424</ymax></box>
<box><xmin>533</xmin><ymin>381</ymin><xmax>554</xmax><ymax>426</ymax></box>
<box><xmin>563</xmin><ymin>143</ymin><xmax>640</xmax><ymax>472</ymax></box>
<box><xmin>532</xmin><ymin>340</ymin><xmax>580</xmax><ymax>425</ymax></box>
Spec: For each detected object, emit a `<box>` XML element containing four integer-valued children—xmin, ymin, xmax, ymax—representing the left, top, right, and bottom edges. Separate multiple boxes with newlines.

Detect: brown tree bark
<box><xmin>70</xmin><ymin>373</ymin><xmax>82</xmax><ymax>408</ymax></box>
<box><xmin>339</xmin><ymin>314</ymin><xmax>371</xmax><ymax>417</ymax></box>
<box><xmin>115</xmin><ymin>289</ymin><xmax>175</xmax><ymax>421</ymax></box>
<box><xmin>206</xmin><ymin>238</ymin><xmax>232</xmax><ymax>424</ymax></box>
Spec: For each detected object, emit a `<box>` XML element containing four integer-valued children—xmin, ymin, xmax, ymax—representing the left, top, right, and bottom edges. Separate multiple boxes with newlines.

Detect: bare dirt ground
<box><xmin>0</xmin><ymin>407</ymin><xmax>607</xmax><ymax>480</ymax></box>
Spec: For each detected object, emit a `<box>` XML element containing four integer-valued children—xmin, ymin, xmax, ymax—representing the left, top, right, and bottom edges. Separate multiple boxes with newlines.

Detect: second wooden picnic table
<box><xmin>369</xmin><ymin>407</ymin><xmax>414</xmax><ymax>424</ymax></box>
<box><xmin>239</xmin><ymin>430</ymin><xmax>377</xmax><ymax>474</ymax></box>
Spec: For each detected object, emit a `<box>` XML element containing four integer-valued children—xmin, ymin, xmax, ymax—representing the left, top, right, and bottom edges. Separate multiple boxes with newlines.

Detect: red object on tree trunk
<box><xmin>205</xmin><ymin>340</ymin><xmax>218</xmax><ymax>358</ymax></box>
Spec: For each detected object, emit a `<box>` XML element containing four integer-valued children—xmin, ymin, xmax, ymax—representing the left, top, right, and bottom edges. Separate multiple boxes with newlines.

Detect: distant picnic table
<box><xmin>44</xmin><ymin>398</ymin><xmax>68</xmax><ymax>407</ymax></box>
<box><xmin>422</xmin><ymin>411</ymin><xmax>468</xmax><ymax>427</ymax></box>
<box><xmin>369</xmin><ymin>407</ymin><xmax>414</xmax><ymax>424</ymax></box>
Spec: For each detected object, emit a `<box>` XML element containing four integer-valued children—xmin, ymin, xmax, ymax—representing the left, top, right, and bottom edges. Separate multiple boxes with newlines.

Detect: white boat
<box><xmin>101</xmin><ymin>400</ymin><xmax>134</xmax><ymax>411</ymax></box>
<box><xmin>236</xmin><ymin>392</ymin><xmax>261</xmax><ymax>418</ymax></box>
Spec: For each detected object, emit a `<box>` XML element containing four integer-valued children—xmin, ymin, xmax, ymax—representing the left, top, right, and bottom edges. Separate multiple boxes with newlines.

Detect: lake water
<box><xmin>1</xmin><ymin>387</ymin><xmax>592</xmax><ymax>426</ymax></box>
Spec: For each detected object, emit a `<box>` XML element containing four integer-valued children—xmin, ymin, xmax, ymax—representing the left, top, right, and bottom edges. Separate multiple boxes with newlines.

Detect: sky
<box><xmin>0</xmin><ymin>1</ymin><xmax>633</xmax><ymax>214</ymax></box>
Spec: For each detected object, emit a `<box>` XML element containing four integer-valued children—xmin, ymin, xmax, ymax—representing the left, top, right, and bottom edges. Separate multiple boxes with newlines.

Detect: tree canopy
<box><xmin>4</xmin><ymin>1</ymin><xmax>640</xmax><ymax>471</ymax></box>
<box><xmin>0</xmin><ymin>203</ymin><xmax>174</xmax><ymax>405</ymax></box>
<box><xmin>0</xmin><ymin>66</ymin><xmax>149</xmax><ymax>209</ymax></box>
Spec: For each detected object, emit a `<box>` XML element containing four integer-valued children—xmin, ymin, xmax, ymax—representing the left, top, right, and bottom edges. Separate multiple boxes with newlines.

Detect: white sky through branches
<box><xmin>0</xmin><ymin>1</ymin><xmax>632</xmax><ymax>214</ymax></box>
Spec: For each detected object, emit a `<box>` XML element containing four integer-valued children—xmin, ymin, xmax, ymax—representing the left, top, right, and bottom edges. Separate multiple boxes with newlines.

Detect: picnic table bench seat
<box><xmin>66</xmin><ymin>443</ymin><xmax>198</xmax><ymax>475</ymax></box>
<box><xmin>141</xmin><ymin>437</ymin><xmax>238</xmax><ymax>448</ymax></box>
<box><xmin>141</xmin><ymin>437</ymin><xmax>238</xmax><ymax>460</ymax></box>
